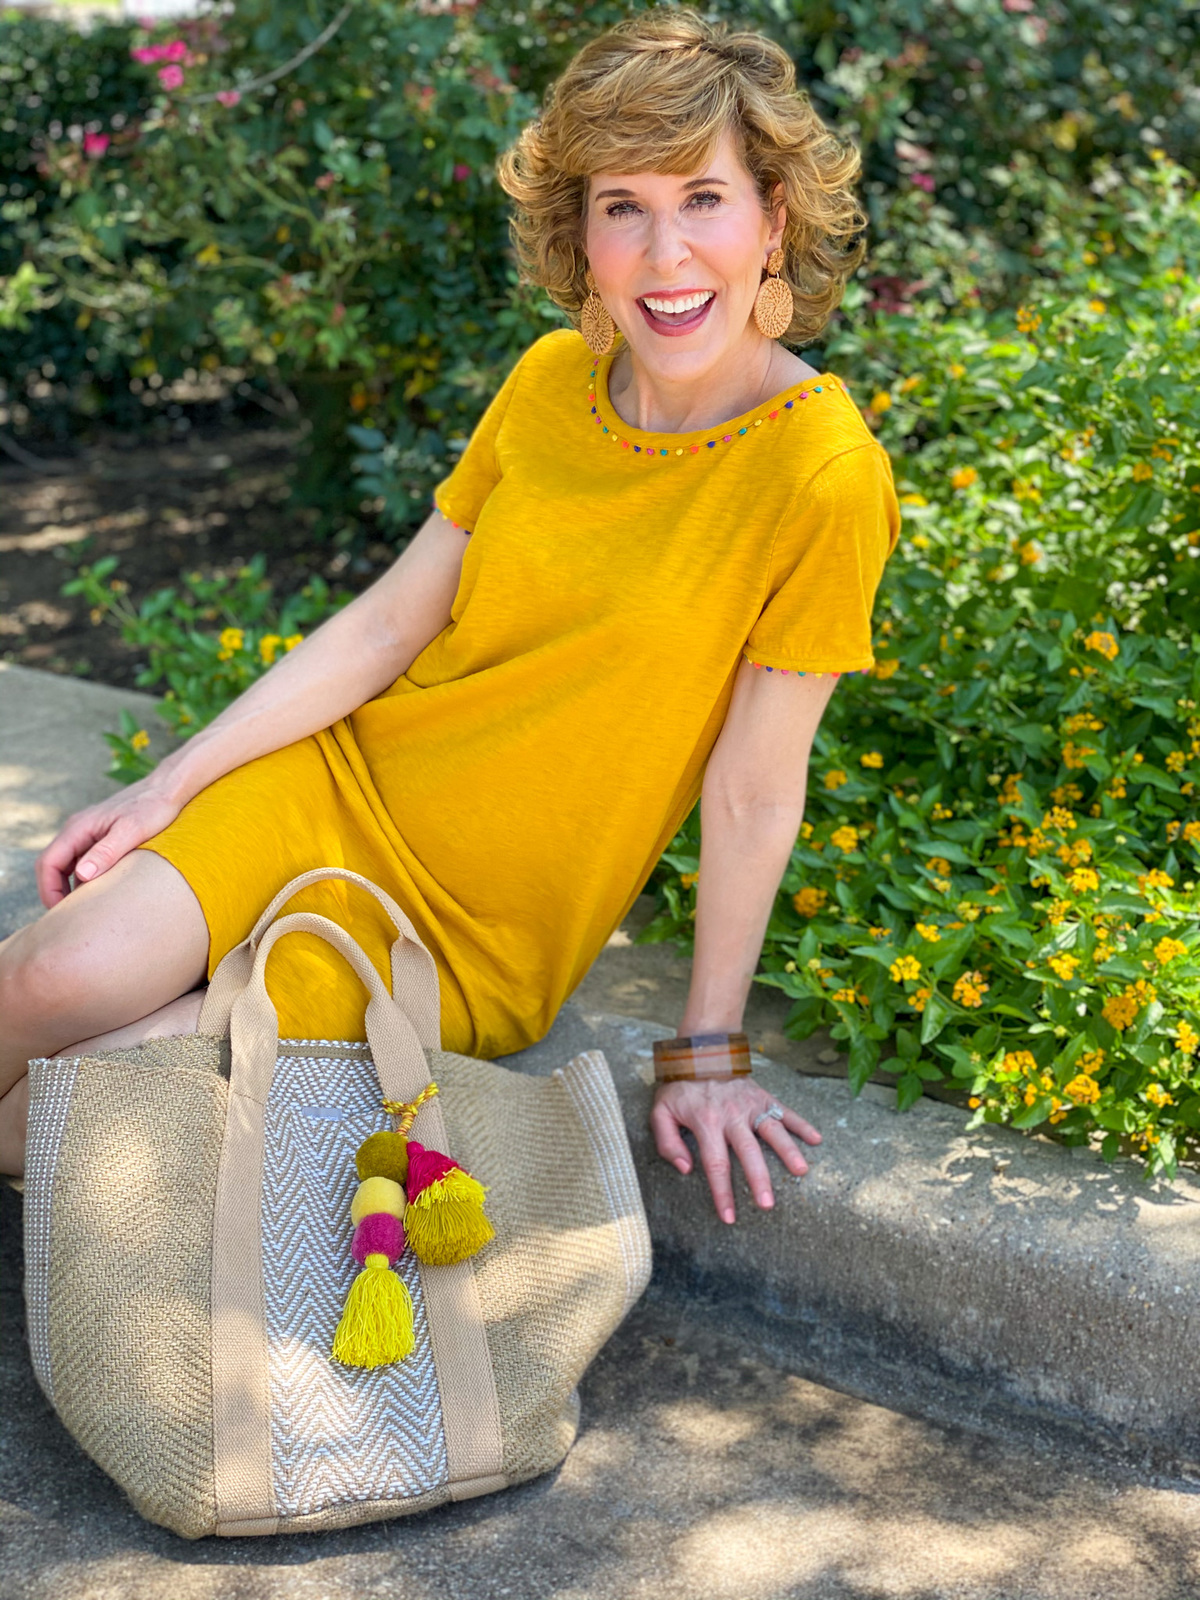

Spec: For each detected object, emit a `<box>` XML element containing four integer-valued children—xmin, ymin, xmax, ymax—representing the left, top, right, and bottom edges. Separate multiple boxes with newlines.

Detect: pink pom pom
<box><xmin>351</xmin><ymin>1210</ymin><xmax>405</xmax><ymax>1265</ymax></box>
<box><xmin>405</xmin><ymin>1141</ymin><xmax>460</xmax><ymax>1200</ymax></box>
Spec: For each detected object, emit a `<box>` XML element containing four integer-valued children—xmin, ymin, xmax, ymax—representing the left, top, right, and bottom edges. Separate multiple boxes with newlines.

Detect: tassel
<box><xmin>404</xmin><ymin>1141</ymin><xmax>495</xmax><ymax>1266</ymax></box>
<box><xmin>332</xmin><ymin>1251</ymin><xmax>414</xmax><ymax>1367</ymax></box>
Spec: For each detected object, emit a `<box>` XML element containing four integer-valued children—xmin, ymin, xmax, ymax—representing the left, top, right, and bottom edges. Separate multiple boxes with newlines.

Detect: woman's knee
<box><xmin>0</xmin><ymin>920</ymin><xmax>111</xmax><ymax>1035</ymax></box>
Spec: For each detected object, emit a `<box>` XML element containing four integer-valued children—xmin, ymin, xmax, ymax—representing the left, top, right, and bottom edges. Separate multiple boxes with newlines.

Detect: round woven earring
<box><xmin>581</xmin><ymin>267</ymin><xmax>617</xmax><ymax>356</ymax></box>
<box><xmin>752</xmin><ymin>247</ymin><xmax>792</xmax><ymax>340</ymax></box>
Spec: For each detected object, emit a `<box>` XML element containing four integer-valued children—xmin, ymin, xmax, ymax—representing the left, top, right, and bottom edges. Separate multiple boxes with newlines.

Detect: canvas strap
<box><xmin>197</xmin><ymin>866</ymin><xmax>441</xmax><ymax>1049</ymax></box>
<box><xmin>210</xmin><ymin>905</ymin><xmax>502</xmax><ymax>1532</ymax></box>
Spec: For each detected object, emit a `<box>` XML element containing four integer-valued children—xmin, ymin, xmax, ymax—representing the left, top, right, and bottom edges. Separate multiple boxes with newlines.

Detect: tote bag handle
<box><xmin>198</xmin><ymin>866</ymin><xmax>441</xmax><ymax>1049</ymax></box>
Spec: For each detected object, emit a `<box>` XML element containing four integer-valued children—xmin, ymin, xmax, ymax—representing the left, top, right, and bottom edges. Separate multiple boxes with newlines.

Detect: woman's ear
<box><xmin>767</xmin><ymin>181</ymin><xmax>787</xmax><ymax>251</ymax></box>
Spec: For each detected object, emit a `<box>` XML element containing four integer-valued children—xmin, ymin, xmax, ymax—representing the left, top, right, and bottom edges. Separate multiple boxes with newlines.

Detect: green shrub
<box><xmin>642</xmin><ymin>154</ymin><xmax>1200</xmax><ymax>1180</ymax></box>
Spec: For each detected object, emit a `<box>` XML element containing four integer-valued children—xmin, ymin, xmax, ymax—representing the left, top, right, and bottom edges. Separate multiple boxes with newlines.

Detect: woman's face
<box><xmin>583</xmin><ymin>125</ymin><xmax>784</xmax><ymax>382</ymax></box>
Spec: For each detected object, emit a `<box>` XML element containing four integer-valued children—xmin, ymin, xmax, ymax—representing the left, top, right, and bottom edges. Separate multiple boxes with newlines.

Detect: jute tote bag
<box><xmin>23</xmin><ymin>867</ymin><xmax>651</xmax><ymax>1538</ymax></box>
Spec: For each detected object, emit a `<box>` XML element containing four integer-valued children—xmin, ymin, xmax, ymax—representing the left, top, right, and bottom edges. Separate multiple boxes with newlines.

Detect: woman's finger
<box><xmin>649</xmin><ymin>1097</ymin><xmax>693</xmax><ymax>1175</ymax></box>
<box><xmin>728</xmin><ymin>1124</ymin><xmax>775</xmax><ymax>1210</ymax></box>
<box><xmin>75</xmin><ymin>815</ymin><xmax>145</xmax><ymax>884</ymax></box>
<box><xmin>757</xmin><ymin>1113</ymin><xmax>812</xmax><ymax>1177</ymax></box>
<box><xmin>36</xmin><ymin>813</ymin><xmax>103</xmax><ymax>907</ymax></box>
<box><xmin>692</xmin><ymin>1118</ymin><xmax>737</xmax><ymax>1225</ymax></box>
<box><xmin>780</xmin><ymin>1105</ymin><xmax>822</xmax><ymax>1146</ymax></box>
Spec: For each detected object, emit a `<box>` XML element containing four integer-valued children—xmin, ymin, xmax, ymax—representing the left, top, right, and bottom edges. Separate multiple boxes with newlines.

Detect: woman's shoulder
<box><xmin>509</xmin><ymin>326</ymin><xmax>590</xmax><ymax>389</ymax></box>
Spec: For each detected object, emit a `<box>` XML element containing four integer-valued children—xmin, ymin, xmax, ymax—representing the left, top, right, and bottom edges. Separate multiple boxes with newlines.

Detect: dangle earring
<box><xmin>752</xmin><ymin>247</ymin><xmax>792</xmax><ymax>340</ymax></box>
<box><xmin>580</xmin><ymin>267</ymin><xmax>617</xmax><ymax>356</ymax></box>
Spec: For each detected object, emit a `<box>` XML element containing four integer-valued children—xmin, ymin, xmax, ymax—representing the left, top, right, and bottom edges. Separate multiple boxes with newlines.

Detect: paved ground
<box><xmin>6</xmin><ymin>1187</ymin><xmax>1200</xmax><ymax>1600</ymax></box>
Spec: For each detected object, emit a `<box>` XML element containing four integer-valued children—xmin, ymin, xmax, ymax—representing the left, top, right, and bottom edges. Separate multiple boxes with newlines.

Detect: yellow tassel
<box><xmin>331</xmin><ymin>1253</ymin><xmax>415</xmax><ymax>1367</ymax></box>
<box><xmin>404</xmin><ymin>1168</ymin><xmax>495</xmax><ymax>1266</ymax></box>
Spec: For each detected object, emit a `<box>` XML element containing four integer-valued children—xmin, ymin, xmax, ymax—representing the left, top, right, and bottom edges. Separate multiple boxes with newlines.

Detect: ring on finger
<box><xmin>753</xmin><ymin>1104</ymin><xmax>785</xmax><ymax>1133</ymax></box>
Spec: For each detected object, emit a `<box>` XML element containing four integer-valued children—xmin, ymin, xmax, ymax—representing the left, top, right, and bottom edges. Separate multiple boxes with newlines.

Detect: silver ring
<box><xmin>753</xmin><ymin>1105</ymin><xmax>785</xmax><ymax>1133</ymax></box>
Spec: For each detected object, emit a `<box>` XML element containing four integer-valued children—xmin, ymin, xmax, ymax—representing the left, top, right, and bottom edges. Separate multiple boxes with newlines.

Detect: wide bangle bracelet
<box><xmin>652</xmin><ymin>1031</ymin><xmax>752</xmax><ymax>1084</ymax></box>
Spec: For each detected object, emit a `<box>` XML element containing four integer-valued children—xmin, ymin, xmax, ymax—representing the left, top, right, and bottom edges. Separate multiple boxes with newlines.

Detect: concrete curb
<box><xmin>504</xmin><ymin>1006</ymin><xmax>1200</xmax><ymax>1479</ymax></box>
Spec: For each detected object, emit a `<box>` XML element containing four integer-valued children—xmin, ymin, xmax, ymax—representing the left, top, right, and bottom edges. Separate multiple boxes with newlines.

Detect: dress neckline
<box><xmin>587</xmin><ymin>345</ymin><xmax>849</xmax><ymax>461</ymax></box>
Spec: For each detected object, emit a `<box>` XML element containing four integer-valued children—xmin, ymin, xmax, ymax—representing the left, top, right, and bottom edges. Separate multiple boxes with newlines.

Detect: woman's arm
<box><xmin>650</xmin><ymin>658</ymin><xmax>837</xmax><ymax>1222</ymax></box>
<box><xmin>37</xmin><ymin>508</ymin><xmax>470</xmax><ymax>905</ymax></box>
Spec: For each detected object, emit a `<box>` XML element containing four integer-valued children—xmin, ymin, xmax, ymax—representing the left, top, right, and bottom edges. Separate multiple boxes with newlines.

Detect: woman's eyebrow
<box><xmin>592</xmin><ymin>177</ymin><xmax>730</xmax><ymax>200</ymax></box>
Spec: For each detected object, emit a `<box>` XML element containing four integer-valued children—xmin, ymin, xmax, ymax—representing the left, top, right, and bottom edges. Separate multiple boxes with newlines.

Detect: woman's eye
<box><xmin>688</xmin><ymin>191</ymin><xmax>722</xmax><ymax>209</ymax></box>
<box><xmin>604</xmin><ymin>201</ymin><xmax>638</xmax><ymax>218</ymax></box>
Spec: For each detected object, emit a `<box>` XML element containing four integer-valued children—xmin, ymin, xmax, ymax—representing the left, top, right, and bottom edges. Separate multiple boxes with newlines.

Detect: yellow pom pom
<box><xmin>350</xmin><ymin>1175</ymin><xmax>404</xmax><ymax>1225</ymax></box>
<box><xmin>331</xmin><ymin>1254</ymin><xmax>415</xmax><ymax>1367</ymax></box>
<box><xmin>355</xmin><ymin>1130</ymin><xmax>409</xmax><ymax>1184</ymax></box>
<box><xmin>404</xmin><ymin>1168</ymin><xmax>495</xmax><ymax>1266</ymax></box>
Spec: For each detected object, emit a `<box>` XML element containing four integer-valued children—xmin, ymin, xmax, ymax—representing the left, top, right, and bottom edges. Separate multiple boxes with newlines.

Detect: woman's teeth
<box><xmin>641</xmin><ymin>292</ymin><xmax>714</xmax><ymax>316</ymax></box>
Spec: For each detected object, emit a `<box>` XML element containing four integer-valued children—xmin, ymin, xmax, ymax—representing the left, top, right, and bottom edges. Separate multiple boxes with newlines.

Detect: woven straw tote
<box><xmin>23</xmin><ymin>867</ymin><xmax>651</xmax><ymax>1538</ymax></box>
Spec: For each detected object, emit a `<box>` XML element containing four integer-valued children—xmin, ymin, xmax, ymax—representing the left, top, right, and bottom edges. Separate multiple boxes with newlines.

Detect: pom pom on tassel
<box><xmin>332</xmin><ymin>1252</ymin><xmax>414</xmax><ymax>1367</ymax></box>
<box><xmin>352</xmin><ymin>1210</ymin><xmax>405</xmax><ymax>1266</ymax></box>
<box><xmin>404</xmin><ymin>1141</ymin><xmax>495</xmax><ymax>1266</ymax></box>
<box><xmin>355</xmin><ymin>1130</ymin><xmax>409</xmax><ymax>1184</ymax></box>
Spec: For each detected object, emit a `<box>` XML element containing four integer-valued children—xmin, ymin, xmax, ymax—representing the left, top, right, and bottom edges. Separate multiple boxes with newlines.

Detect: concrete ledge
<box><xmin>503</xmin><ymin>1007</ymin><xmax>1200</xmax><ymax>1479</ymax></box>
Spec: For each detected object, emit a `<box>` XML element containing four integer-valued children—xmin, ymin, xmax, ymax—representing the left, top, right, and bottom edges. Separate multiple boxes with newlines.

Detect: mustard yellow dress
<box><xmin>143</xmin><ymin>329</ymin><xmax>901</xmax><ymax>1055</ymax></box>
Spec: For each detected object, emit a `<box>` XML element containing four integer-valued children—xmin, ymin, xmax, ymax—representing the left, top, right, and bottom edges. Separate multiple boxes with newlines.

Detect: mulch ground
<box><xmin>0</xmin><ymin>422</ymin><xmax>394</xmax><ymax>689</ymax></box>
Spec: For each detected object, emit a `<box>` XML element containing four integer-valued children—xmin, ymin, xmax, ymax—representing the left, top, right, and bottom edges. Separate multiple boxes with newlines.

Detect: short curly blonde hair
<box><xmin>496</xmin><ymin>8</ymin><xmax>868</xmax><ymax>347</ymax></box>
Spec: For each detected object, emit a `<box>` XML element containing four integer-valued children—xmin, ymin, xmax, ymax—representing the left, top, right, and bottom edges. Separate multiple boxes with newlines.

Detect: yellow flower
<box><xmin>1145</xmin><ymin>1082</ymin><xmax>1174</xmax><ymax>1109</ymax></box>
<box><xmin>952</xmin><ymin>970</ymin><xmax>989</xmax><ymax>1008</ymax></box>
<box><xmin>1067</xmin><ymin>867</ymin><xmax>1100</xmax><ymax>893</ymax></box>
<box><xmin>998</xmin><ymin>773</ymin><xmax>1024</xmax><ymax>806</ymax></box>
<box><xmin>924</xmin><ymin>858</ymin><xmax>950</xmax><ymax>877</ymax></box>
<box><xmin>900</xmin><ymin>374</ymin><xmax>922</xmax><ymax>392</ymax></box>
<box><xmin>284</xmin><ymin>634</ymin><xmax>303</xmax><ymax>651</ymax></box>
<box><xmin>931</xmin><ymin>876</ymin><xmax>952</xmax><ymax>894</ymax></box>
<box><xmin>1061</xmin><ymin>742</ymin><xmax>1096</xmax><ymax>771</ymax></box>
<box><xmin>1154</xmin><ymin>937</ymin><xmax>1187</xmax><ymax>965</ymax></box>
<box><xmin>1002</xmin><ymin>1050</ymin><xmax>1038</xmax><ymax>1076</ymax></box>
<box><xmin>1185</xmin><ymin>820</ymin><xmax>1200</xmax><ymax>844</ymax></box>
<box><xmin>911</xmin><ymin>986</ymin><xmax>932</xmax><ymax>1013</ymax></box>
<box><xmin>824</xmin><ymin>769</ymin><xmax>847</xmax><ymax>790</ymax></box>
<box><xmin>130</xmin><ymin>729</ymin><xmax>150</xmax><ymax>752</ymax></box>
<box><xmin>1174</xmin><ymin>1021</ymin><xmax>1199</xmax><ymax>1056</ymax></box>
<box><xmin>1102</xmin><ymin>993</ymin><xmax>1139</xmax><ymax>1030</ymax></box>
<box><xmin>799</xmin><ymin>821</ymin><xmax>814</xmax><ymax>839</ymax></box>
<box><xmin>911</xmin><ymin>533</ymin><xmax>931</xmax><ymax>550</ymax></box>
<box><xmin>1166</xmin><ymin>750</ymin><xmax>1187</xmax><ymax>773</ymax></box>
<box><xmin>1013</xmin><ymin>480</ymin><xmax>1042</xmax><ymax>505</ymax></box>
<box><xmin>1048</xmin><ymin>952</ymin><xmax>1080</xmax><ymax>981</ymax></box>
<box><xmin>1078</xmin><ymin>1049</ymin><xmax>1105</xmax><ymax>1074</ymax></box>
<box><xmin>1087</xmin><ymin>298</ymin><xmax>1106</xmax><ymax>314</ymax></box>
<box><xmin>899</xmin><ymin>492</ymin><xmax>928</xmax><ymax>506</ymax></box>
<box><xmin>219</xmin><ymin>627</ymin><xmax>244</xmax><ymax>653</ymax></box>
<box><xmin>871</xmin><ymin>658</ymin><xmax>900</xmax><ymax>680</ymax></box>
<box><xmin>890</xmin><ymin>955</ymin><xmax>922</xmax><ymax>983</ymax></box>
<box><xmin>830</xmin><ymin>825</ymin><xmax>860</xmax><ymax>853</ymax></box>
<box><xmin>1107</xmin><ymin>779</ymin><xmax>1127</xmax><ymax>799</ymax></box>
<box><xmin>1131</xmin><ymin>461</ymin><xmax>1154</xmax><ymax>483</ymax></box>
<box><xmin>868</xmin><ymin>391</ymin><xmax>893</xmax><ymax>414</ymax></box>
<box><xmin>1064</xmin><ymin>1074</ymin><xmax>1100</xmax><ymax>1105</ymax></box>
<box><xmin>196</xmin><ymin>242</ymin><xmax>222</xmax><ymax>266</ymax></box>
<box><xmin>792</xmin><ymin>887</ymin><xmax>828</xmax><ymax>918</ymax></box>
<box><xmin>259</xmin><ymin>633</ymin><xmax>283</xmax><ymax>665</ymax></box>
<box><xmin>1042</xmin><ymin>806</ymin><xmax>1076</xmax><ymax>832</ymax></box>
<box><xmin>968</xmin><ymin>1096</ymin><xmax>982</xmax><ymax>1108</ymax></box>
<box><xmin>1016</xmin><ymin>305</ymin><xmax>1042</xmax><ymax>334</ymax></box>
<box><xmin>679</xmin><ymin>871</ymin><xmax>699</xmax><ymax>889</ymax></box>
<box><xmin>860</xmin><ymin>751</ymin><xmax>884</xmax><ymax>768</ymax></box>
<box><xmin>1016</xmin><ymin>541</ymin><xmax>1041</xmax><ymax>566</ymax></box>
<box><xmin>1083</xmin><ymin>630</ymin><xmax>1118</xmax><ymax>661</ymax></box>
<box><xmin>949</xmin><ymin>362</ymin><xmax>966</xmax><ymax>379</ymax></box>
<box><xmin>914</xmin><ymin>923</ymin><xmax>941</xmax><ymax>943</ymax></box>
<box><xmin>831</xmin><ymin>987</ymin><xmax>867</xmax><ymax>1005</ymax></box>
<box><xmin>950</xmin><ymin>466</ymin><xmax>977</xmax><ymax>490</ymax></box>
<box><xmin>869</xmin><ymin>925</ymin><xmax>889</xmax><ymax>939</ymax></box>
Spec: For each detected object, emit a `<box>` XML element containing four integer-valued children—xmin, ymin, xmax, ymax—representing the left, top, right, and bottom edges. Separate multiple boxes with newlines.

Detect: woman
<box><xmin>0</xmin><ymin>9</ymin><xmax>900</xmax><ymax>1224</ymax></box>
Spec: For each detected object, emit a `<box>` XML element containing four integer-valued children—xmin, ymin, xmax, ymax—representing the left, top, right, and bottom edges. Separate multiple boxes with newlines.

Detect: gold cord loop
<box><xmin>382</xmin><ymin>1082</ymin><xmax>440</xmax><ymax>1134</ymax></box>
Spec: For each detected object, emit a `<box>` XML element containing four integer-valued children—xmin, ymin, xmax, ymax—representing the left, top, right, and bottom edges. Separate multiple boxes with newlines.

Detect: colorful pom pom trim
<box><xmin>743</xmin><ymin>651</ymin><xmax>875</xmax><ymax>678</ymax></box>
<box><xmin>588</xmin><ymin>361</ymin><xmax>848</xmax><ymax>460</ymax></box>
<box><xmin>331</xmin><ymin>1081</ymin><xmax>494</xmax><ymax>1369</ymax></box>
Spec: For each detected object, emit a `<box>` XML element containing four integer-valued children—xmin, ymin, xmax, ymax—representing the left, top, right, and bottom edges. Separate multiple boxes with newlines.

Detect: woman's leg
<box><xmin>0</xmin><ymin>849</ymin><xmax>210</xmax><ymax>1174</ymax></box>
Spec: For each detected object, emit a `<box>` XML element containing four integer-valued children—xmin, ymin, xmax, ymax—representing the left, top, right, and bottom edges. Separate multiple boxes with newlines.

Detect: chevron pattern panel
<box><xmin>262</xmin><ymin>1049</ymin><xmax>448</xmax><ymax>1517</ymax></box>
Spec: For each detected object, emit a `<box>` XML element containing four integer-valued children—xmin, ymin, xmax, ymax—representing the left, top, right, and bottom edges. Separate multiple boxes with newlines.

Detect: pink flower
<box><xmin>453</xmin><ymin>162</ymin><xmax>471</xmax><ymax>181</ymax></box>
<box><xmin>83</xmin><ymin>132</ymin><xmax>110</xmax><ymax>158</ymax></box>
<box><xmin>162</xmin><ymin>39</ymin><xmax>188</xmax><ymax>61</ymax></box>
<box><xmin>158</xmin><ymin>64</ymin><xmax>185</xmax><ymax>90</ymax></box>
<box><xmin>314</xmin><ymin>171</ymin><xmax>337</xmax><ymax>190</ymax></box>
<box><xmin>131</xmin><ymin>45</ymin><xmax>162</xmax><ymax>62</ymax></box>
<box><xmin>911</xmin><ymin>172</ymin><xmax>935</xmax><ymax>193</ymax></box>
<box><xmin>1002</xmin><ymin>0</ymin><xmax>1035</xmax><ymax>9</ymax></box>
<box><xmin>215</xmin><ymin>89</ymin><xmax>241</xmax><ymax>107</ymax></box>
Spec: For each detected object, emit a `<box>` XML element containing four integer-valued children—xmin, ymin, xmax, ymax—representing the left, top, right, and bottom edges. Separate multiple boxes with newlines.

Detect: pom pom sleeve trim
<box><xmin>742</xmin><ymin>648</ymin><xmax>876</xmax><ymax>677</ymax></box>
<box><xmin>432</xmin><ymin>496</ymin><xmax>474</xmax><ymax>535</ymax></box>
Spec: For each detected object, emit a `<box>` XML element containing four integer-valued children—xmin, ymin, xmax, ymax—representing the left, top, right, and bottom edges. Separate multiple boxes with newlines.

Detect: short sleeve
<box><xmin>431</xmin><ymin>351</ymin><xmax>527</xmax><ymax>533</ymax></box>
<box><xmin>743</xmin><ymin>443</ymin><xmax>901</xmax><ymax>676</ymax></box>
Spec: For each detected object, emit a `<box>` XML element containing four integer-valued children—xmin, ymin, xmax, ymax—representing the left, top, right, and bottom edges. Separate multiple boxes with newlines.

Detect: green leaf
<box><xmin>896</xmin><ymin>1070</ymin><xmax>924</xmax><ymax>1111</ymax></box>
<box><xmin>847</xmin><ymin>1032</ymin><xmax>879</xmax><ymax>1095</ymax></box>
<box><xmin>919</xmin><ymin>990</ymin><xmax>954</xmax><ymax>1043</ymax></box>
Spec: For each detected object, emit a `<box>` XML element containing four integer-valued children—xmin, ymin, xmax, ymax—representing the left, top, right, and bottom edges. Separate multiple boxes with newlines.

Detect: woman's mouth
<box><xmin>636</xmin><ymin>290</ymin><xmax>715</xmax><ymax>337</ymax></box>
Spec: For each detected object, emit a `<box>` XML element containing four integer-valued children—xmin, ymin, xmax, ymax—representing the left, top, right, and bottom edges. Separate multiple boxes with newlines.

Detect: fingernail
<box><xmin>76</xmin><ymin>862</ymin><xmax>94</xmax><ymax>880</ymax></box>
<box><xmin>675</xmin><ymin>1159</ymin><xmax>689</xmax><ymax>1173</ymax></box>
<box><xmin>759</xmin><ymin>1195</ymin><xmax>773</xmax><ymax>1208</ymax></box>
<box><xmin>722</xmin><ymin>1210</ymin><xmax>735</xmax><ymax>1224</ymax></box>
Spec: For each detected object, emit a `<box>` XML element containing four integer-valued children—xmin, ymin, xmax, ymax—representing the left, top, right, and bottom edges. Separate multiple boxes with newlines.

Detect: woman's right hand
<box><xmin>36</xmin><ymin>777</ymin><xmax>184</xmax><ymax>908</ymax></box>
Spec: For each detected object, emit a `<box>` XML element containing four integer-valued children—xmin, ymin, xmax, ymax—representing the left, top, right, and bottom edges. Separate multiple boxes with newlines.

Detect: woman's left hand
<box><xmin>649</xmin><ymin>1077</ymin><xmax>822</xmax><ymax>1224</ymax></box>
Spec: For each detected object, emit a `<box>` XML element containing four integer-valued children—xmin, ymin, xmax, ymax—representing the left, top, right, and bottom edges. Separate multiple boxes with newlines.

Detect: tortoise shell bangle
<box><xmin>652</xmin><ymin>1031</ymin><xmax>752</xmax><ymax>1084</ymax></box>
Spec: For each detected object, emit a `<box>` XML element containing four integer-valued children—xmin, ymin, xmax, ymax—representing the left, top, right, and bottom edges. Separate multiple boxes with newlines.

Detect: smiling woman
<box><xmin>1</xmin><ymin>8</ymin><xmax>900</xmax><ymax>1229</ymax></box>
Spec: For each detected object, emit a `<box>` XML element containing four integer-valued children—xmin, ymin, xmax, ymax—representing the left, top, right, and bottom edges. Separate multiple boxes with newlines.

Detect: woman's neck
<box><xmin>606</xmin><ymin>336</ymin><xmax>819</xmax><ymax>435</ymax></box>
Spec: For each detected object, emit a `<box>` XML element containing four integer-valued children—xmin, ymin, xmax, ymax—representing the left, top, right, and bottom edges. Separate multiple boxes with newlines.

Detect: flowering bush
<box><xmin>644</xmin><ymin>155</ymin><xmax>1200</xmax><ymax>1180</ymax></box>
<box><xmin>63</xmin><ymin>555</ymin><xmax>348</xmax><ymax>778</ymax></box>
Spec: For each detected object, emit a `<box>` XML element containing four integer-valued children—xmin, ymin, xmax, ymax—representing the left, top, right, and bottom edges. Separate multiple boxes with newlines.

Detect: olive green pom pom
<box><xmin>355</xmin><ymin>1130</ymin><xmax>410</xmax><ymax>1184</ymax></box>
